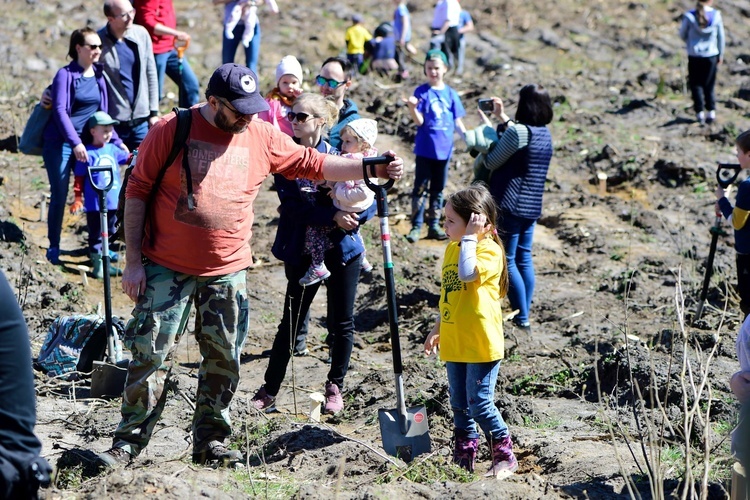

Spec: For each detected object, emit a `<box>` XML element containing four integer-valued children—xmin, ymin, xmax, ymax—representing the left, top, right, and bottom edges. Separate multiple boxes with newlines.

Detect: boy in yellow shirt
<box><xmin>345</xmin><ymin>14</ymin><xmax>372</xmax><ymax>72</ymax></box>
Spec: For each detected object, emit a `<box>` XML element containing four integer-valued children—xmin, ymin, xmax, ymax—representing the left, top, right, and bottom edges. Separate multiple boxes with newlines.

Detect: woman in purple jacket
<box><xmin>42</xmin><ymin>27</ymin><xmax>125</xmax><ymax>264</ymax></box>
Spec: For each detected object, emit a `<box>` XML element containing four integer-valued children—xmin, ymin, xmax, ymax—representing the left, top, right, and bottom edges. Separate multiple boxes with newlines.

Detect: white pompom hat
<box><xmin>345</xmin><ymin>118</ymin><xmax>378</xmax><ymax>148</ymax></box>
<box><xmin>275</xmin><ymin>55</ymin><xmax>304</xmax><ymax>85</ymax></box>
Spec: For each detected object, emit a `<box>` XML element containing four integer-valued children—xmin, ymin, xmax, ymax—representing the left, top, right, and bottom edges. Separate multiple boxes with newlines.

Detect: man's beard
<box><xmin>215</xmin><ymin>110</ymin><xmax>249</xmax><ymax>134</ymax></box>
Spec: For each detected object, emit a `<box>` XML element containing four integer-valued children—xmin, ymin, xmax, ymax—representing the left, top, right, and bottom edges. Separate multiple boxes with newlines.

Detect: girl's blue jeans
<box><xmin>501</xmin><ymin>212</ymin><xmax>536</xmax><ymax>324</ymax></box>
<box><xmin>222</xmin><ymin>21</ymin><xmax>261</xmax><ymax>74</ymax></box>
<box><xmin>42</xmin><ymin>140</ymin><xmax>75</xmax><ymax>249</ymax></box>
<box><xmin>446</xmin><ymin>360</ymin><xmax>509</xmax><ymax>440</ymax></box>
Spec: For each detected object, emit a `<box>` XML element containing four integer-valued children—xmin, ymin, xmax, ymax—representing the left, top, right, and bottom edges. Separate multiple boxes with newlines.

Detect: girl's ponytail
<box><xmin>696</xmin><ymin>0</ymin><xmax>708</xmax><ymax>28</ymax></box>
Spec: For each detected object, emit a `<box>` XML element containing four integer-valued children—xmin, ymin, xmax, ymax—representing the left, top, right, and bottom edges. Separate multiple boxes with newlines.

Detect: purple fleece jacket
<box><xmin>43</xmin><ymin>60</ymin><xmax>122</xmax><ymax>148</ymax></box>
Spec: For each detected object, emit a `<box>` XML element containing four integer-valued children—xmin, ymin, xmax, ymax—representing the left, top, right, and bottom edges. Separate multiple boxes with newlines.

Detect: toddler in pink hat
<box><xmin>258</xmin><ymin>55</ymin><xmax>303</xmax><ymax>136</ymax></box>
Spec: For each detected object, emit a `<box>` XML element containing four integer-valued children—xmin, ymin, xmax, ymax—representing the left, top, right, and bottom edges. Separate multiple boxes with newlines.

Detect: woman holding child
<box><xmin>42</xmin><ymin>27</ymin><xmax>125</xmax><ymax>264</ymax></box>
<box><xmin>251</xmin><ymin>92</ymin><xmax>374</xmax><ymax>416</ymax></box>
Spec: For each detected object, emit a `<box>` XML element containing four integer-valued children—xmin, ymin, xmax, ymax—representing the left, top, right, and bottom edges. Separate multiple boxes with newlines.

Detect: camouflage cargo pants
<box><xmin>113</xmin><ymin>261</ymin><xmax>249</xmax><ymax>456</ymax></box>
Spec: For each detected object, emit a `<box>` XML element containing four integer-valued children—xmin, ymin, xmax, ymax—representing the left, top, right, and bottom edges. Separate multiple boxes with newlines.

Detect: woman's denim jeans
<box><xmin>42</xmin><ymin>140</ymin><xmax>74</xmax><ymax>249</ymax></box>
<box><xmin>446</xmin><ymin>360</ymin><xmax>509</xmax><ymax>441</ymax></box>
<box><xmin>501</xmin><ymin>212</ymin><xmax>536</xmax><ymax>324</ymax></box>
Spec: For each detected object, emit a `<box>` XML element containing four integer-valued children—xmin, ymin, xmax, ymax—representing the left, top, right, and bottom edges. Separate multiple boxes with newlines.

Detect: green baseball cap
<box><xmin>87</xmin><ymin>111</ymin><xmax>119</xmax><ymax>129</ymax></box>
<box><xmin>425</xmin><ymin>49</ymin><xmax>448</xmax><ymax>66</ymax></box>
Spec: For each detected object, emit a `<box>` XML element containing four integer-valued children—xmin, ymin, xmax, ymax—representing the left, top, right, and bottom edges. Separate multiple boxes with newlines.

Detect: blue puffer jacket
<box><xmin>489</xmin><ymin>125</ymin><xmax>552</xmax><ymax>220</ymax></box>
<box><xmin>328</xmin><ymin>99</ymin><xmax>360</xmax><ymax>151</ymax></box>
<box><xmin>271</xmin><ymin>139</ymin><xmax>375</xmax><ymax>265</ymax></box>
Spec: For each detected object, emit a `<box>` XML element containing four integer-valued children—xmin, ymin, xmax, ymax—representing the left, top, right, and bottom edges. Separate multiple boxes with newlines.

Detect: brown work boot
<box><xmin>97</xmin><ymin>446</ymin><xmax>133</xmax><ymax>469</ymax></box>
<box><xmin>192</xmin><ymin>440</ymin><xmax>242</xmax><ymax>466</ymax></box>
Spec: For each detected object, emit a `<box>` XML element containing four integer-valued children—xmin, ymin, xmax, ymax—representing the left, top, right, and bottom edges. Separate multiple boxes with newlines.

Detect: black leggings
<box><xmin>442</xmin><ymin>27</ymin><xmax>460</xmax><ymax>69</ymax></box>
<box><xmin>687</xmin><ymin>55</ymin><xmax>719</xmax><ymax>113</ymax></box>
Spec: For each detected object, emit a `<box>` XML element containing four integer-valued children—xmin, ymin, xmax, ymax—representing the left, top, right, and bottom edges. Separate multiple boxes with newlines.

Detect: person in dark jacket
<box><xmin>42</xmin><ymin>27</ymin><xmax>126</xmax><ymax>265</ymax></box>
<box><xmin>251</xmin><ymin>92</ymin><xmax>374</xmax><ymax>416</ymax></box>
<box><xmin>0</xmin><ymin>271</ymin><xmax>51</xmax><ymax>498</ymax></box>
<box><xmin>479</xmin><ymin>84</ymin><xmax>554</xmax><ymax>330</ymax></box>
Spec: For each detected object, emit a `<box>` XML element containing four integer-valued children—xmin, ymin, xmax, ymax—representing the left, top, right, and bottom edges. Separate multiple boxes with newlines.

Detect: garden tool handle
<box><xmin>717</xmin><ymin>162</ymin><xmax>741</xmax><ymax>189</ymax></box>
<box><xmin>174</xmin><ymin>38</ymin><xmax>190</xmax><ymax>59</ymax></box>
<box><xmin>362</xmin><ymin>155</ymin><xmax>396</xmax><ymax>190</ymax></box>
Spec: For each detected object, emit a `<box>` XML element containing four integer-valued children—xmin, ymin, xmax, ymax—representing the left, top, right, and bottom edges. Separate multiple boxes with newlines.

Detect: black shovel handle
<box><xmin>363</xmin><ymin>154</ymin><xmax>403</xmax><ymax>375</ymax></box>
<box><xmin>717</xmin><ymin>163</ymin><xmax>741</xmax><ymax>189</ymax></box>
<box><xmin>363</xmin><ymin>155</ymin><xmax>396</xmax><ymax>192</ymax></box>
<box><xmin>694</xmin><ymin>215</ymin><xmax>722</xmax><ymax>322</ymax></box>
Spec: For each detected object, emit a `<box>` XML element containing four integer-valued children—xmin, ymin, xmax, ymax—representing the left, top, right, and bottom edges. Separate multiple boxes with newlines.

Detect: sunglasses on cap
<box><xmin>314</xmin><ymin>75</ymin><xmax>346</xmax><ymax>89</ymax></box>
<box><xmin>287</xmin><ymin>111</ymin><xmax>317</xmax><ymax>123</ymax></box>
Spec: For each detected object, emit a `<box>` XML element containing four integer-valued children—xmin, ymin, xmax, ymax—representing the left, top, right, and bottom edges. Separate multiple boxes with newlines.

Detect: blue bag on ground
<box><xmin>35</xmin><ymin>314</ymin><xmax>124</xmax><ymax>376</ymax></box>
<box><xmin>18</xmin><ymin>103</ymin><xmax>51</xmax><ymax>156</ymax></box>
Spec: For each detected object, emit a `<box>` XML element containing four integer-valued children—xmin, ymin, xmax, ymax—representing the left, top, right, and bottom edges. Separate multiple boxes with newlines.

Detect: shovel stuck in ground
<box><xmin>694</xmin><ymin>163</ymin><xmax>740</xmax><ymax>322</ymax></box>
<box><xmin>363</xmin><ymin>156</ymin><xmax>431</xmax><ymax>462</ymax></box>
<box><xmin>85</xmin><ymin>158</ymin><xmax>129</xmax><ymax>399</ymax></box>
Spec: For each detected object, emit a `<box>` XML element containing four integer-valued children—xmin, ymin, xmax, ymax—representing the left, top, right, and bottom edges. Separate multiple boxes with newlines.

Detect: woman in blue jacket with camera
<box><xmin>480</xmin><ymin>84</ymin><xmax>553</xmax><ymax>331</ymax></box>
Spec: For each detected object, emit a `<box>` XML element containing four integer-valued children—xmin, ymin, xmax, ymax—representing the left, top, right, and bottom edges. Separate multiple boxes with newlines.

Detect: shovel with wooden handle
<box><xmin>363</xmin><ymin>156</ymin><xmax>431</xmax><ymax>463</ymax></box>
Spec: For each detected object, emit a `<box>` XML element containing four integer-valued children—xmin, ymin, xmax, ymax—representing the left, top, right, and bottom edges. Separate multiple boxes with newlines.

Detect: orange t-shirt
<box><xmin>126</xmin><ymin>106</ymin><xmax>326</xmax><ymax>276</ymax></box>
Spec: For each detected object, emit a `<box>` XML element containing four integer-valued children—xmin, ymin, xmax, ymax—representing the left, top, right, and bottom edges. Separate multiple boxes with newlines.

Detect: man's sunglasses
<box><xmin>84</xmin><ymin>44</ymin><xmax>102</xmax><ymax>50</ymax></box>
<box><xmin>287</xmin><ymin>111</ymin><xmax>317</xmax><ymax>123</ymax></box>
<box><xmin>314</xmin><ymin>75</ymin><xmax>346</xmax><ymax>89</ymax></box>
<box><xmin>217</xmin><ymin>98</ymin><xmax>246</xmax><ymax>119</ymax></box>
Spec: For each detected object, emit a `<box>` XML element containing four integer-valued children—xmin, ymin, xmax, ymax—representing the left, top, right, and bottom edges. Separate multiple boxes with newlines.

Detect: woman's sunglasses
<box><xmin>314</xmin><ymin>75</ymin><xmax>345</xmax><ymax>89</ymax></box>
<box><xmin>287</xmin><ymin>111</ymin><xmax>317</xmax><ymax>123</ymax></box>
<box><xmin>84</xmin><ymin>43</ymin><xmax>103</xmax><ymax>50</ymax></box>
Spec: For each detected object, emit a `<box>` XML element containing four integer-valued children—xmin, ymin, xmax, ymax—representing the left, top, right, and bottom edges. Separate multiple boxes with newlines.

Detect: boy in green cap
<box><xmin>402</xmin><ymin>49</ymin><xmax>466</xmax><ymax>242</ymax></box>
<box><xmin>71</xmin><ymin>111</ymin><xmax>129</xmax><ymax>278</ymax></box>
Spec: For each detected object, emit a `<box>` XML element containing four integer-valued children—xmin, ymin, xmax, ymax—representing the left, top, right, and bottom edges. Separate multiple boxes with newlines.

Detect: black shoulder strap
<box><xmin>149</xmin><ymin>106</ymin><xmax>192</xmax><ymax>203</ymax></box>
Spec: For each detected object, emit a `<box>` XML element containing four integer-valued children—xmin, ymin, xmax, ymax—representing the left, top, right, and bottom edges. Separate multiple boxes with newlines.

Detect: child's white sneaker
<box><xmin>299</xmin><ymin>263</ymin><xmax>331</xmax><ymax>286</ymax></box>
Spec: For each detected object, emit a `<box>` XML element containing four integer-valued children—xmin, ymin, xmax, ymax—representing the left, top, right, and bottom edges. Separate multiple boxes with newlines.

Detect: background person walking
<box><xmin>679</xmin><ymin>0</ymin><xmax>724</xmax><ymax>125</ymax></box>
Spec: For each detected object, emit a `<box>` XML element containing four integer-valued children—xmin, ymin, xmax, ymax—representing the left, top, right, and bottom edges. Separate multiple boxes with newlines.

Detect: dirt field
<box><xmin>1</xmin><ymin>0</ymin><xmax>749</xmax><ymax>498</ymax></box>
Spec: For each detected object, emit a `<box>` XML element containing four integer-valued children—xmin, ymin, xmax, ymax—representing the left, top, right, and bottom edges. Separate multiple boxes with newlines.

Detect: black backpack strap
<box><xmin>148</xmin><ymin>106</ymin><xmax>193</xmax><ymax>205</ymax></box>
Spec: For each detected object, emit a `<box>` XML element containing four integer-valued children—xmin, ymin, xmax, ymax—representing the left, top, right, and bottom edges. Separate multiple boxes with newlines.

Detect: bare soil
<box><xmin>1</xmin><ymin>0</ymin><xmax>749</xmax><ymax>498</ymax></box>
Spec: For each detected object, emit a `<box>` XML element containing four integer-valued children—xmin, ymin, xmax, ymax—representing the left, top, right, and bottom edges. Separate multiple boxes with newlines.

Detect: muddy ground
<box><xmin>1</xmin><ymin>0</ymin><xmax>750</xmax><ymax>498</ymax></box>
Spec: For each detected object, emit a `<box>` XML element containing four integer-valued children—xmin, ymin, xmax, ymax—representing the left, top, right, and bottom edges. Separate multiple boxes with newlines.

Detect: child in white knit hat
<box><xmin>258</xmin><ymin>55</ymin><xmax>303</xmax><ymax>136</ymax></box>
<box><xmin>299</xmin><ymin>118</ymin><xmax>379</xmax><ymax>286</ymax></box>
